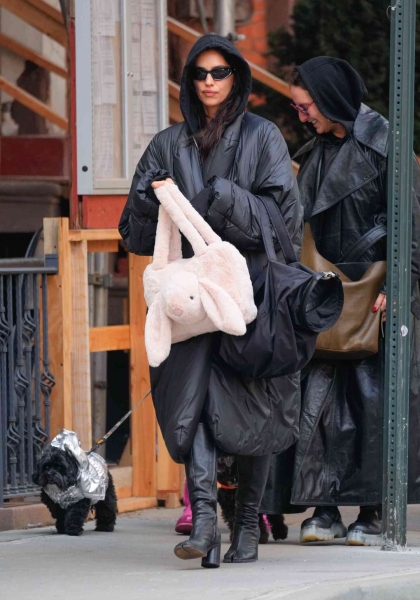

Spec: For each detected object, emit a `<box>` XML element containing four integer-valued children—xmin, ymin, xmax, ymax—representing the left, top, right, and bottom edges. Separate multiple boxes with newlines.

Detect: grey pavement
<box><xmin>1</xmin><ymin>506</ymin><xmax>420</xmax><ymax>600</ymax></box>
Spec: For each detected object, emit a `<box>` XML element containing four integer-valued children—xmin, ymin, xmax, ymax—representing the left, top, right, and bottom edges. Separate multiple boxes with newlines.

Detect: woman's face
<box><xmin>194</xmin><ymin>50</ymin><xmax>235</xmax><ymax>118</ymax></box>
<box><xmin>290</xmin><ymin>85</ymin><xmax>345</xmax><ymax>137</ymax></box>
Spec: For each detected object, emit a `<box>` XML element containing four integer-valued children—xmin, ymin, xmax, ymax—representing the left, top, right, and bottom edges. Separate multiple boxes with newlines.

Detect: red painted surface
<box><xmin>0</xmin><ymin>137</ymin><xmax>68</xmax><ymax>177</ymax></box>
<box><xmin>69</xmin><ymin>15</ymin><xmax>79</xmax><ymax>228</ymax></box>
<box><xmin>82</xmin><ymin>195</ymin><xmax>127</xmax><ymax>229</ymax></box>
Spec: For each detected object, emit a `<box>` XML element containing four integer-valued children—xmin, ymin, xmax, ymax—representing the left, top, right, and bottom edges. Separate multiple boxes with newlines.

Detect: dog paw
<box><xmin>66</xmin><ymin>529</ymin><xmax>84</xmax><ymax>536</ymax></box>
<box><xmin>95</xmin><ymin>524</ymin><xmax>115</xmax><ymax>532</ymax></box>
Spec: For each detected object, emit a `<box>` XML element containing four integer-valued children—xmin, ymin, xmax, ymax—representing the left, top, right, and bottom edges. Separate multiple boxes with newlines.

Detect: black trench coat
<box><xmin>119</xmin><ymin>112</ymin><xmax>303</xmax><ymax>463</ymax></box>
<box><xmin>288</xmin><ymin>104</ymin><xmax>420</xmax><ymax>506</ymax></box>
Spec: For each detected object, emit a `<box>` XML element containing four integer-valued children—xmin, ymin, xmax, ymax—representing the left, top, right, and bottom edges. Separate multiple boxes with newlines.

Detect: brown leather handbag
<box><xmin>301</xmin><ymin>224</ymin><xmax>387</xmax><ymax>359</ymax></box>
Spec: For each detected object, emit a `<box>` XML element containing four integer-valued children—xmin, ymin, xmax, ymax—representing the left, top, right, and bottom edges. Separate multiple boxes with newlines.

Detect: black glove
<box><xmin>146</xmin><ymin>170</ymin><xmax>174</xmax><ymax>204</ymax></box>
<box><xmin>190</xmin><ymin>187</ymin><xmax>214</xmax><ymax>218</ymax></box>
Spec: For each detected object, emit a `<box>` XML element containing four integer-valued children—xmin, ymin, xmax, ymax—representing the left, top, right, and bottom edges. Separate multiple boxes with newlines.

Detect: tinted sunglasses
<box><xmin>290</xmin><ymin>100</ymin><xmax>315</xmax><ymax>116</ymax></box>
<box><xmin>193</xmin><ymin>66</ymin><xmax>234</xmax><ymax>81</ymax></box>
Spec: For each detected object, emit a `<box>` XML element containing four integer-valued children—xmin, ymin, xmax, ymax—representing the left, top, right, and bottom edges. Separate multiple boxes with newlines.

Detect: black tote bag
<box><xmin>218</xmin><ymin>197</ymin><xmax>344</xmax><ymax>379</ymax></box>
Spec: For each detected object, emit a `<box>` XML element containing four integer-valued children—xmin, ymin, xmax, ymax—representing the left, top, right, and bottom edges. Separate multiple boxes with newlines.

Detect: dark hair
<box><xmin>288</xmin><ymin>68</ymin><xmax>307</xmax><ymax>90</ymax></box>
<box><xmin>189</xmin><ymin>52</ymin><xmax>243</xmax><ymax>161</ymax></box>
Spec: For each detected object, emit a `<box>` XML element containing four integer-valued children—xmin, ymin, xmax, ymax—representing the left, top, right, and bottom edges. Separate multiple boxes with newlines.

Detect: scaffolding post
<box><xmin>214</xmin><ymin>0</ymin><xmax>236</xmax><ymax>38</ymax></box>
<box><xmin>382</xmin><ymin>0</ymin><xmax>416</xmax><ymax>550</ymax></box>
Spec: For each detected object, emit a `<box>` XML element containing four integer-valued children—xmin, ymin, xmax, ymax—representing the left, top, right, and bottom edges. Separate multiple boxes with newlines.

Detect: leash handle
<box><xmin>87</xmin><ymin>389</ymin><xmax>152</xmax><ymax>455</ymax></box>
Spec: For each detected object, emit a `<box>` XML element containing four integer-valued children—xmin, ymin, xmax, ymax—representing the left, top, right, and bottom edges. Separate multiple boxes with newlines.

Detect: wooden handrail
<box><xmin>0</xmin><ymin>0</ymin><xmax>66</xmax><ymax>46</ymax></box>
<box><xmin>167</xmin><ymin>16</ymin><xmax>292</xmax><ymax>99</ymax></box>
<box><xmin>25</xmin><ymin>0</ymin><xmax>64</xmax><ymax>24</ymax></box>
<box><xmin>0</xmin><ymin>33</ymin><xmax>67</xmax><ymax>78</ymax></box>
<box><xmin>0</xmin><ymin>75</ymin><xmax>68</xmax><ymax>130</ymax></box>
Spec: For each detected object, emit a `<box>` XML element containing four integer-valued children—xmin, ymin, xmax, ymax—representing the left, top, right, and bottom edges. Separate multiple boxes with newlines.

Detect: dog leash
<box><xmin>87</xmin><ymin>389</ymin><xmax>152</xmax><ymax>455</ymax></box>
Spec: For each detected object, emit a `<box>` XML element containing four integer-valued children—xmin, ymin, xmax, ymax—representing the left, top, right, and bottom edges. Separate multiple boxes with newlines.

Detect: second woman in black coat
<box><xmin>119</xmin><ymin>35</ymin><xmax>302</xmax><ymax>567</ymax></box>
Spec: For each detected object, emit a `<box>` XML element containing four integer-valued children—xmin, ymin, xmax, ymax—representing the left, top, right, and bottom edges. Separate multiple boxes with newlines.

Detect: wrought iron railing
<box><xmin>0</xmin><ymin>258</ymin><xmax>57</xmax><ymax>506</ymax></box>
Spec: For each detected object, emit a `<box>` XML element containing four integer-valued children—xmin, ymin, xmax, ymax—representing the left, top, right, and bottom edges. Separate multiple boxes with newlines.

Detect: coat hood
<box><xmin>180</xmin><ymin>34</ymin><xmax>252</xmax><ymax>134</ymax></box>
<box><xmin>296</xmin><ymin>57</ymin><xmax>368</xmax><ymax>134</ymax></box>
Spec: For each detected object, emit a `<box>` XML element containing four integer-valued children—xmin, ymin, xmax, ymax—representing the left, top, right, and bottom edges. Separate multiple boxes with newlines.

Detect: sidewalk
<box><xmin>1</xmin><ymin>505</ymin><xmax>420</xmax><ymax>600</ymax></box>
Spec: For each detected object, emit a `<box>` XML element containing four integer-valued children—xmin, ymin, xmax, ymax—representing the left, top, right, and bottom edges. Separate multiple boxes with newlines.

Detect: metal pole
<box><xmin>91</xmin><ymin>253</ymin><xmax>109</xmax><ymax>458</ymax></box>
<box><xmin>214</xmin><ymin>0</ymin><xmax>236</xmax><ymax>38</ymax></box>
<box><xmin>382</xmin><ymin>0</ymin><xmax>416</xmax><ymax>551</ymax></box>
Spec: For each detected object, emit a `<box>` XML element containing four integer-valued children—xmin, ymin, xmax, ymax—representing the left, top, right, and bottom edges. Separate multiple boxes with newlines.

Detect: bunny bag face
<box><xmin>162</xmin><ymin>272</ymin><xmax>207</xmax><ymax>325</ymax></box>
<box><xmin>143</xmin><ymin>184</ymin><xmax>257</xmax><ymax>368</ymax></box>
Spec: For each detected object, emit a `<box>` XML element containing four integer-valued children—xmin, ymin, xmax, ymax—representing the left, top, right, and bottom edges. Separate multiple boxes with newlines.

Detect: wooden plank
<box><xmin>25</xmin><ymin>0</ymin><xmax>64</xmax><ymax>24</ymax></box>
<box><xmin>46</xmin><ymin>218</ymin><xmax>72</xmax><ymax>438</ymax></box>
<box><xmin>82</xmin><ymin>195</ymin><xmax>127</xmax><ymax>229</ymax></box>
<box><xmin>118</xmin><ymin>497</ymin><xmax>157</xmax><ymax>513</ymax></box>
<box><xmin>90</xmin><ymin>324</ymin><xmax>131</xmax><ymax>352</ymax></box>
<box><xmin>129</xmin><ymin>254</ymin><xmax>156</xmax><ymax>498</ymax></box>
<box><xmin>87</xmin><ymin>240</ymin><xmax>119</xmax><ymax>253</ymax></box>
<box><xmin>157</xmin><ymin>425</ymin><xmax>181</xmax><ymax>498</ymax></box>
<box><xmin>110</xmin><ymin>465</ymin><xmax>132</xmax><ymax>498</ymax></box>
<box><xmin>0</xmin><ymin>0</ymin><xmax>67</xmax><ymax>45</ymax></box>
<box><xmin>249</xmin><ymin>63</ymin><xmax>292</xmax><ymax>99</ymax></box>
<box><xmin>167</xmin><ymin>15</ymin><xmax>199</xmax><ymax>43</ymax></box>
<box><xmin>68</xmin><ymin>228</ymin><xmax>121</xmax><ymax>242</ymax></box>
<box><xmin>0</xmin><ymin>76</ymin><xmax>68</xmax><ymax>130</ymax></box>
<box><xmin>70</xmin><ymin>240</ymin><xmax>91</xmax><ymax>449</ymax></box>
<box><xmin>0</xmin><ymin>33</ymin><xmax>67</xmax><ymax>78</ymax></box>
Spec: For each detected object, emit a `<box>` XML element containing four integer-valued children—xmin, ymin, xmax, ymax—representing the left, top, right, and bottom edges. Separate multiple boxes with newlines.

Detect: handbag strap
<box><xmin>259</xmin><ymin>196</ymin><xmax>298</xmax><ymax>264</ymax></box>
<box><xmin>340</xmin><ymin>224</ymin><xmax>387</xmax><ymax>263</ymax></box>
<box><xmin>152</xmin><ymin>184</ymin><xmax>221</xmax><ymax>269</ymax></box>
<box><xmin>252</xmin><ymin>199</ymin><xmax>296</xmax><ymax>295</ymax></box>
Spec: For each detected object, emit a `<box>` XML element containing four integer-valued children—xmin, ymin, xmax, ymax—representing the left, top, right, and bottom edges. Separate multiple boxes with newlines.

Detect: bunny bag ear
<box><xmin>198</xmin><ymin>277</ymin><xmax>246</xmax><ymax>336</ymax></box>
<box><xmin>145</xmin><ymin>296</ymin><xmax>172</xmax><ymax>367</ymax></box>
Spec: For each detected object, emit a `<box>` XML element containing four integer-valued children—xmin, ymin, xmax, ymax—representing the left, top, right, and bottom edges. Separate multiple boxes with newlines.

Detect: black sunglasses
<box><xmin>193</xmin><ymin>66</ymin><xmax>234</xmax><ymax>81</ymax></box>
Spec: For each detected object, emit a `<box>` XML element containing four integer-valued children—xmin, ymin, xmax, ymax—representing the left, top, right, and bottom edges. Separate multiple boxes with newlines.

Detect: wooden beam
<box><xmin>87</xmin><ymin>240</ymin><xmax>119</xmax><ymax>253</ymax></box>
<box><xmin>0</xmin><ymin>0</ymin><xmax>66</xmax><ymax>45</ymax></box>
<box><xmin>0</xmin><ymin>76</ymin><xmax>68</xmax><ymax>130</ymax></box>
<box><xmin>70</xmin><ymin>239</ymin><xmax>91</xmax><ymax>449</ymax></box>
<box><xmin>25</xmin><ymin>0</ymin><xmax>64</xmax><ymax>24</ymax></box>
<box><xmin>249</xmin><ymin>62</ymin><xmax>292</xmax><ymax>99</ymax></box>
<box><xmin>129</xmin><ymin>254</ymin><xmax>156</xmax><ymax>498</ymax></box>
<box><xmin>118</xmin><ymin>497</ymin><xmax>157</xmax><ymax>513</ymax></box>
<box><xmin>68</xmin><ymin>229</ymin><xmax>121</xmax><ymax>242</ymax></box>
<box><xmin>167</xmin><ymin>17</ymin><xmax>292</xmax><ymax>99</ymax></box>
<box><xmin>90</xmin><ymin>325</ymin><xmax>131</xmax><ymax>352</ymax></box>
<box><xmin>45</xmin><ymin>218</ymin><xmax>72</xmax><ymax>438</ymax></box>
<box><xmin>167</xmin><ymin>15</ymin><xmax>200</xmax><ymax>43</ymax></box>
<box><xmin>0</xmin><ymin>33</ymin><xmax>67</xmax><ymax>78</ymax></box>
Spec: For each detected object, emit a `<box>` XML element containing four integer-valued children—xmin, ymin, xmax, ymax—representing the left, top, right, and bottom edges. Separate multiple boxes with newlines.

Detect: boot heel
<box><xmin>201</xmin><ymin>542</ymin><xmax>221</xmax><ymax>569</ymax></box>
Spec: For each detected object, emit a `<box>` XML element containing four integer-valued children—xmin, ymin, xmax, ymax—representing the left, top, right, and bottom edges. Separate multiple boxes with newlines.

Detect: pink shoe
<box><xmin>175</xmin><ymin>480</ymin><xmax>193</xmax><ymax>535</ymax></box>
<box><xmin>263</xmin><ymin>514</ymin><xmax>271</xmax><ymax>531</ymax></box>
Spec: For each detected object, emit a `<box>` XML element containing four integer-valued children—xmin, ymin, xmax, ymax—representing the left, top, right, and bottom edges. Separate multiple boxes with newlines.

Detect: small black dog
<box><xmin>217</xmin><ymin>456</ymin><xmax>288</xmax><ymax>544</ymax></box>
<box><xmin>33</xmin><ymin>446</ymin><xmax>118</xmax><ymax>536</ymax></box>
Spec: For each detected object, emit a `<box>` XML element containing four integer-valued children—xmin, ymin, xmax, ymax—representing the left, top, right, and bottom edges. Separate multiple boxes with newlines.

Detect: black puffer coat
<box><xmin>289</xmin><ymin>105</ymin><xmax>420</xmax><ymax>506</ymax></box>
<box><xmin>119</xmin><ymin>34</ymin><xmax>303</xmax><ymax>463</ymax></box>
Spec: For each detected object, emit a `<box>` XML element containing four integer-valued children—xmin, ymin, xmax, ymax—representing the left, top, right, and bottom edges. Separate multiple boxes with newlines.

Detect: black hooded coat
<box><xmin>119</xmin><ymin>34</ymin><xmax>303</xmax><ymax>463</ymax></box>
<box><xmin>281</xmin><ymin>57</ymin><xmax>420</xmax><ymax>507</ymax></box>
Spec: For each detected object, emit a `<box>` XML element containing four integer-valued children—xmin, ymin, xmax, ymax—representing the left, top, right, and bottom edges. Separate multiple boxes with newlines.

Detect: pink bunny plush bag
<box><xmin>143</xmin><ymin>183</ymin><xmax>257</xmax><ymax>367</ymax></box>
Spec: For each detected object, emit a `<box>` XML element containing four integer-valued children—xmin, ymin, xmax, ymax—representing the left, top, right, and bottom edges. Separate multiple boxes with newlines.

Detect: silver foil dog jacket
<box><xmin>44</xmin><ymin>429</ymin><xmax>109</xmax><ymax>509</ymax></box>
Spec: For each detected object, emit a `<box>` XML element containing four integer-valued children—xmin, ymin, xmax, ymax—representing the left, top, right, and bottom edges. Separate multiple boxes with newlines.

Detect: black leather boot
<box><xmin>174</xmin><ymin>424</ymin><xmax>221</xmax><ymax>568</ymax></box>
<box><xmin>300</xmin><ymin>506</ymin><xmax>347</xmax><ymax>543</ymax></box>
<box><xmin>346</xmin><ymin>505</ymin><xmax>382</xmax><ymax>546</ymax></box>
<box><xmin>223</xmin><ymin>454</ymin><xmax>271</xmax><ymax>563</ymax></box>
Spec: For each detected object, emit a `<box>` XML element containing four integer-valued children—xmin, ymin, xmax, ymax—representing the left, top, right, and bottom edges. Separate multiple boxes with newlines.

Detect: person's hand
<box><xmin>151</xmin><ymin>178</ymin><xmax>174</xmax><ymax>189</ymax></box>
<box><xmin>373</xmin><ymin>293</ymin><xmax>386</xmax><ymax>322</ymax></box>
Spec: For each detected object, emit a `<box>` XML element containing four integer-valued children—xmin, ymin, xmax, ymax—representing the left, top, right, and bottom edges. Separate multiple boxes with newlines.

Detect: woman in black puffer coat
<box><xmin>119</xmin><ymin>34</ymin><xmax>302</xmax><ymax>567</ymax></box>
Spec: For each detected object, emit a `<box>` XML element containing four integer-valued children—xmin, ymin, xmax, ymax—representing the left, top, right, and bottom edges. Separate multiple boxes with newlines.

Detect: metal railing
<box><xmin>0</xmin><ymin>258</ymin><xmax>57</xmax><ymax>506</ymax></box>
